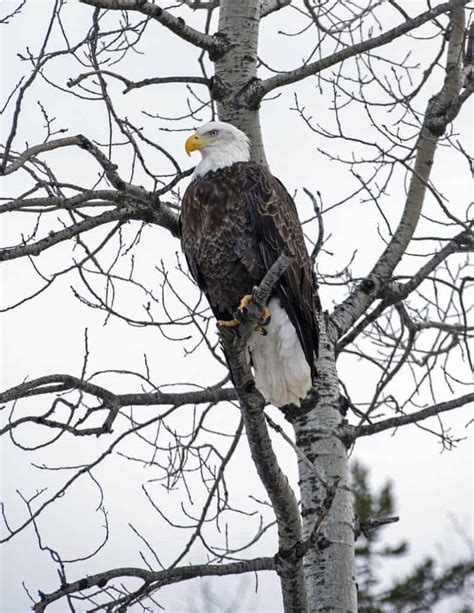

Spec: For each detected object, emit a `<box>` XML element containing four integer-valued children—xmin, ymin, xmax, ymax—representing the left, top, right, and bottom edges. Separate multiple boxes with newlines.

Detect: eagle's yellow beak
<box><xmin>185</xmin><ymin>133</ymin><xmax>204</xmax><ymax>156</ymax></box>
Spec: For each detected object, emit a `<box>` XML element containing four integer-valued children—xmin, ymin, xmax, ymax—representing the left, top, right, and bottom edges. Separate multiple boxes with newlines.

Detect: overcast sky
<box><xmin>1</xmin><ymin>1</ymin><xmax>473</xmax><ymax>611</ymax></box>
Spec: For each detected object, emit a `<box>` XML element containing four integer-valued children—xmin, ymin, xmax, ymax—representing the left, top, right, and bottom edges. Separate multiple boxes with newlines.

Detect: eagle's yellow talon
<box><xmin>218</xmin><ymin>319</ymin><xmax>241</xmax><ymax>328</ymax></box>
<box><xmin>239</xmin><ymin>294</ymin><xmax>253</xmax><ymax>311</ymax></box>
<box><xmin>236</xmin><ymin>293</ymin><xmax>272</xmax><ymax>334</ymax></box>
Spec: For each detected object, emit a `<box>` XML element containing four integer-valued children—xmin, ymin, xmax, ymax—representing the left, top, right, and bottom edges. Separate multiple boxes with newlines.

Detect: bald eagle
<box><xmin>180</xmin><ymin>121</ymin><xmax>319</xmax><ymax>407</ymax></box>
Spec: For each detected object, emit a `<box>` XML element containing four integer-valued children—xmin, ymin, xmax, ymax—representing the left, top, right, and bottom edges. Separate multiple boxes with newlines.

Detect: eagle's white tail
<box><xmin>247</xmin><ymin>298</ymin><xmax>311</xmax><ymax>407</ymax></box>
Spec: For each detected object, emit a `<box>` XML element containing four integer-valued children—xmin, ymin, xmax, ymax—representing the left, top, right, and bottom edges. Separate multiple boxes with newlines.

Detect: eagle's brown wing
<box><xmin>180</xmin><ymin>165</ymin><xmax>262</xmax><ymax>318</ymax></box>
<box><xmin>180</xmin><ymin>161</ymin><xmax>319</xmax><ymax>376</ymax></box>
<box><xmin>237</xmin><ymin>162</ymin><xmax>319</xmax><ymax>376</ymax></box>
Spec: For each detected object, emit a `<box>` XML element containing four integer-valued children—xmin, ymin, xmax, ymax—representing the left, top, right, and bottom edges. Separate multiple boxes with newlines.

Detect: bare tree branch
<box><xmin>79</xmin><ymin>0</ymin><xmax>228</xmax><ymax>57</ymax></box>
<box><xmin>330</xmin><ymin>5</ymin><xmax>467</xmax><ymax>339</ymax></box>
<box><xmin>67</xmin><ymin>70</ymin><xmax>210</xmax><ymax>94</ymax></box>
<box><xmin>0</xmin><ymin>208</ymin><xmax>128</xmax><ymax>262</ymax></box>
<box><xmin>349</xmin><ymin>393</ymin><xmax>474</xmax><ymax>439</ymax></box>
<box><xmin>337</xmin><ymin>228</ymin><xmax>474</xmax><ymax>352</ymax></box>
<box><xmin>33</xmin><ymin>557</ymin><xmax>275</xmax><ymax>612</ymax></box>
<box><xmin>0</xmin><ymin>134</ymin><xmax>181</xmax><ymax>251</ymax></box>
<box><xmin>0</xmin><ymin>373</ymin><xmax>238</xmax><ymax>424</ymax></box>
<box><xmin>254</xmin><ymin>0</ymin><xmax>468</xmax><ymax>100</ymax></box>
<box><xmin>219</xmin><ymin>252</ymin><xmax>310</xmax><ymax>612</ymax></box>
<box><xmin>0</xmin><ymin>0</ymin><xmax>60</xmax><ymax>172</ymax></box>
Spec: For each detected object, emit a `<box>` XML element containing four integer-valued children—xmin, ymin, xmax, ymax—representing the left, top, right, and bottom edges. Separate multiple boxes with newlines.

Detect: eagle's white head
<box><xmin>185</xmin><ymin>121</ymin><xmax>250</xmax><ymax>179</ymax></box>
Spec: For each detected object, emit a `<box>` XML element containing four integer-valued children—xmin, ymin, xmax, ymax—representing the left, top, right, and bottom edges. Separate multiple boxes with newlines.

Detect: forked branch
<box><xmin>79</xmin><ymin>0</ymin><xmax>228</xmax><ymax>58</ymax></box>
<box><xmin>330</xmin><ymin>4</ymin><xmax>468</xmax><ymax>339</ymax></box>
<box><xmin>255</xmin><ymin>0</ymin><xmax>468</xmax><ymax>99</ymax></box>
<box><xmin>219</xmin><ymin>251</ymin><xmax>310</xmax><ymax>612</ymax></box>
<box><xmin>0</xmin><ymin>373</ymin><xmax>239</xmax><ymax>437</ymax></box>
<box><xmin>33</xmin><ymin>557</ymin><xmax>275</xmax><ymax>612</ymax></box>
<box><xmin>340</xmin><ymin>393</ymin><xmax>474</xmax><ymax>441</ymax></box>
<box><xmin>336</xmin><ymin>228</ymin><xmax>474</xmax><ymax>352</ymax></box>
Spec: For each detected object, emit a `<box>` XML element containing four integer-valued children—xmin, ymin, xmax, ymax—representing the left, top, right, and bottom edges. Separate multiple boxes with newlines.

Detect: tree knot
<box><xmin>209</xmin><ymin>32</ymin><xmax>232</xmax><ymax>61</ymax></box>
<box><xmin>234</xmin><ymin>77</ymin><xmax>263</xmax><ymax>110</ymax></box>
<box><xmin>274</xmin><ymin>542</ymin><xmax>305</xmax><ymax>577</ymax></box>
<box><xmin>360</xmin><ymin>277</ymin><xmax>376</xmax><ymax>295</ymax></box>
<box><xmin>209</xmin><ymin>75</ymin><xmax>231</xmax><ymax>101</ymax></box>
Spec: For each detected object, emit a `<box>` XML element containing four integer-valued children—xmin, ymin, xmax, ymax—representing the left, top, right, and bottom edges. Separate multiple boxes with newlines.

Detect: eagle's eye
<box><xmin>208</xmin><ymin>129</ymin><xmax>218</xmax><ymax>137</ymax></box>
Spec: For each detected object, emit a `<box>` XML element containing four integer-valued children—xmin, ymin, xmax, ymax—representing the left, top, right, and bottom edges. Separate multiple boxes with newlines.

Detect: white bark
<box><xmin>293</xmin><ymin>313</ymin><xmax>357</xmax><ymax>611</ymax></box>
<box><xmin>215</xmin><ymin>0</ymin><xmax>268</xmax><ymax>164</ymax></box>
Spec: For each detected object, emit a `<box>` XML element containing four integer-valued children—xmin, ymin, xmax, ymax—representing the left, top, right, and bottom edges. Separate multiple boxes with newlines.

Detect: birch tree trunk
<box><xmin>293</xmin><ymin>315</ymin><xmax>357</xmax><ymax>611</ymax></box>
<box><xmin>213</xmin><ymin>2</ymin><xmax>356</xmax><ymax>608</ymax></box>
<box><xmin>214</xmin><ymin>0</ymin><xmax>268</xmax><ymax>164</ymax></box>
<box><xmin>215</xmin><ymin>1</ymin><xmax>357</xmax><ymax>609</ymax></box>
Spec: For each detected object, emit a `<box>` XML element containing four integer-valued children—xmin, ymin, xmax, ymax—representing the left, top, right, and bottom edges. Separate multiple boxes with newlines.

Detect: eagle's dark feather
<box><xmin>180</xmin><ymin>161</ymin><xmax>319</xmax><ymax>378</ymax></box>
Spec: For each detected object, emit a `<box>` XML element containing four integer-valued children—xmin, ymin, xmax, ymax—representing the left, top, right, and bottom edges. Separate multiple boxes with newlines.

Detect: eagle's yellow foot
<box><xmin>237</xmin><ymin>290</ymin><xmax>272</xmax><ymax>335</ymax></box>
<box><xmin>218</xmin><ymin>318</ymin><xmax>241</xmax><ymax>328</ymax></box>
<box><xmin>238</xmin><ymin>293</ymin><xmax>254</xmax><ymax>311</ymax></box>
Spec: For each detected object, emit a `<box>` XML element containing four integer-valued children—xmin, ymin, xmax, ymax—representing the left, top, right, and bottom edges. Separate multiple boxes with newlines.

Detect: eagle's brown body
<box><xmin>180</xmin><ymin>161</ymin><xmax>319</xmax><ymax>382</ymax></box>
